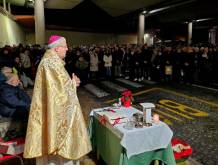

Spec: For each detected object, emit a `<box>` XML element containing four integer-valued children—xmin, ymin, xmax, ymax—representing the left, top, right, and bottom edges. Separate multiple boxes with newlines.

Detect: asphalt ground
<box><xmin>85</xmin><ymin>79</ymin><xmax>218</xmax><ymax>165</ymax></box>
<box><xmin>23</xmin><ymin>79</ymin><xmax>218</xmax><ymax>165</ymax></box>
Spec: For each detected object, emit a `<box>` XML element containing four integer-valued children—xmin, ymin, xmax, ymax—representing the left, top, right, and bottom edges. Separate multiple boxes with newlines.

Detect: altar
<box><xmin>89</xmin><ymin>106</ymin><xmax>176</xmax><ymax>165</ymax></box>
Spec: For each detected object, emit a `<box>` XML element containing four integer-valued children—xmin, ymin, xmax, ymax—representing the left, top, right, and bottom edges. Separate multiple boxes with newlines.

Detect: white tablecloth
<box><xmin>90</xmin><ymin>106</ymin><xmax>173</xmax><ymax>158</ymax></box>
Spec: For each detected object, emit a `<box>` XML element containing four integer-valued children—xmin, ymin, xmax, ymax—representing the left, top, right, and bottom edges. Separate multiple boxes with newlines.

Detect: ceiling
<box><xmin>45</xmin><ymin>0</ymin><xmax>83</xmax><ymax>10</ymax></box>
<box><xmin>1</xmin><ymin>0</ymin><xmax>218</xmax><ymax>33</ymax></box>
<box><xmin>45</xmin><ymin>0</ymin><xmax>165</xmax><ymax>17</ymax></box>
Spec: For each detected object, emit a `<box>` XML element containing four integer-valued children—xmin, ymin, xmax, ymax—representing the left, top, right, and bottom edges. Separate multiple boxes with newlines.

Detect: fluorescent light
<box><xmin>142</xmin><ymin>10</ymin><xmax>147</xmax><ymax>14</ymax></box>
<box><xmin>195</xmin><ymin>18</ymin><xmax>213</xmax><ymax>22</ymax></box>
<box><xmin>147</xmin><ymin>0</ymin><xmax>196</xmax><ymax>15</ymax></box>
<box><xmin>148</xmin><ymin>6</ymin><xmax>170</xmax><ymax>14</ymax></box>
<box><xmin>144</xmin><ymin>34</ymin><xmax>149</xmax><ymax>38</ymax></box>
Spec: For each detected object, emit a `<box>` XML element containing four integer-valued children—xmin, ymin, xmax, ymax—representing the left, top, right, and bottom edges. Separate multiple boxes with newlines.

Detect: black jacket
<box><xmin>0</xmin><ymin>83</ymin><xmax>31</xmax><ymax>117</ymax></box>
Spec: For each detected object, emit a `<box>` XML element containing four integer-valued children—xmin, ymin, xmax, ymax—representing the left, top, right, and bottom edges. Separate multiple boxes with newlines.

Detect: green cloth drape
<box><xmin>89</xmin><ymin>117</ymin><xmax>176</xmax><ymax>165</ymax></box>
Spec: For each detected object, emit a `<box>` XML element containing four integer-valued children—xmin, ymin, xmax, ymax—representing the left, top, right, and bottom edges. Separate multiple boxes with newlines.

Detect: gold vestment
<box><xmin>24</xmin><ymin>50</ymin><xmax>91</xmax><ymax>160</ymax></box>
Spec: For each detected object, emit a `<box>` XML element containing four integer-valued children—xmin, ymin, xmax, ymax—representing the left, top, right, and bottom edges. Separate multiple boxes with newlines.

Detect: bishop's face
<box><xmin>55</xmin><ymin>39</ymin><xmax>68</xmax><ymax>59</ymax></box>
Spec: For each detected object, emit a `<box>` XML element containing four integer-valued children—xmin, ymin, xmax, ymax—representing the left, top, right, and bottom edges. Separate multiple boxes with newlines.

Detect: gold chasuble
<box><xmin>24</xmin><ymin>50</ymin><xmax>91</xmax><ymax>160</ymax></box>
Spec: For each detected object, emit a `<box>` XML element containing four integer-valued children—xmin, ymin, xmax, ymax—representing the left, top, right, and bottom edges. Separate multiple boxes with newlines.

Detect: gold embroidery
<box><xmin>24</xmin><ymin>50</ymin><xmax>91</xmax><ymax>159</ymax></box>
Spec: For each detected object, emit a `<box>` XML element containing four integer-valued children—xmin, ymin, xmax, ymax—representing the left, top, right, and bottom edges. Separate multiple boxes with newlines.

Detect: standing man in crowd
<box><xmin>24</xmin><ymin>35</ymin><xmax>91</xmax><ymax>165</ymax></box>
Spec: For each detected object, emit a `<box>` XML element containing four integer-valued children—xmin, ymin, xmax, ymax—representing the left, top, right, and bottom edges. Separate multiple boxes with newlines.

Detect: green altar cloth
<box><xmin>89</xmin><ymin>116</ymin><xmax>176</xmax><ymax>165</ymax></box>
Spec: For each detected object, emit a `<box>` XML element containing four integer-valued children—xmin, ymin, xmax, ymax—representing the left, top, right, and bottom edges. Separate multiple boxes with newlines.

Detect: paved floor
<box><xmin>23</xmin><ymin>79</ymin><xmax>218</xmax><ymax>165</ymax></box>
<box><xmin>78</xmin><ymin>79</ymin><xmax>218</xmax><ymax>165</ymax></box>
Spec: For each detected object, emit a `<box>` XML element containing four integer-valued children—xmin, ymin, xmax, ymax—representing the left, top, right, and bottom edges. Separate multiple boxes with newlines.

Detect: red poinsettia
<box><xmin>121</xmin><ymin>90</ymin><xmax>134</xmax><ymax>107</ymax></box>
<box><xmin>171</xmin><ymin>138</ymin><xmax>193</xmax><ymax>160</ymax></box>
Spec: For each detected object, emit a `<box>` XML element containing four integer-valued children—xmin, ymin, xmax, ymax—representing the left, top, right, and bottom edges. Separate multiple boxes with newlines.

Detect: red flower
<box><xmin>121</xmin><ymin>90</ymin><xmax>134</xmax><ymax>107</ymax></box>
<box><xmin>171</xmin><ymin>138</ymin><xmax>193</xmax><ymax>160</ymax></box>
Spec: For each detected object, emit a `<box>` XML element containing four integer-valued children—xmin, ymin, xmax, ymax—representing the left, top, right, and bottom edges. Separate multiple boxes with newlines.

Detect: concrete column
<box><xmin>209</xmin><ymin>27</ymin><xmax>217</xmax><ymax>45</ymax></box>
<box><xmin>35</xmin><ymin>0</ymin><xmax>45</xmax><ymax>45</ymax></box>
<box><xmin>8</xmin><ymin>3</ymin><xmax>11</xmax><ymax>14</ymax></box>
<box><xmin>209</xmin><ymin>29</ymin><xmax>214</xmax><ymax>45</ymax></box>
<box><xmin>3</xmin><ymin>0</ymin><xmax>6</xmax><ymax>10</ymax></box>
<box><xmin>216</xmin><ymin>28</ymin><xmax>218</xmax><ymax>46</ymax></box>
<box><xmin>188</xmin><ymin>22</ymin><xmax>192</xmax><ymax>45</ymax></box>
<box><xmin>137</xmin><ymin>13</ymin><xmax>145</xmax><ymax>45</ymax></box>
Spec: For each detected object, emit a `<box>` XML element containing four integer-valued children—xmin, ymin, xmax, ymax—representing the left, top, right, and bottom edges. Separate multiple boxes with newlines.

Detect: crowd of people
<box><xmin>1</xmin><ymin>43</ymin><xmax>218</xmax><ymax>85</ymax></box>
<box><xmin>0</xmin><ymin>42</ymin><xmax>218</xmax><ymax>119</ymax></box>
<box><xmin>0</xmin><ymin>38</ymin><xmax>217</xmax><ymax>164</ymax></box>
<box><xmin>65</xmin><ymin>44</ymin><xmax>218</xmax><ymax>85</ymax></box>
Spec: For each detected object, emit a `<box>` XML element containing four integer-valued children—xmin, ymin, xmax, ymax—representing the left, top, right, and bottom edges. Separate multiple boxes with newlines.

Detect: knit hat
<box><xmin>48</xmin><ymin>35</ymin><xmax>65</xmax><ymax>48</ymax></box>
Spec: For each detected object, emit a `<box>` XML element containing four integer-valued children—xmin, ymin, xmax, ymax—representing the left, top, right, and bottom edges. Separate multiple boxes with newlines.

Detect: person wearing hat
<box><xmin>24</xmin><ymin>35</ymin><xmax>91</xmax><ymax>165</ymax></box>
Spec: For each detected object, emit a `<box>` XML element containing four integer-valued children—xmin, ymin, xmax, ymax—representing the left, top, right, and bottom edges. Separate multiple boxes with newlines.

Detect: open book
<box><xmin>97</xmin><ymin>110</ymin><xmax>128</xmax><ymax>125</ymax></box>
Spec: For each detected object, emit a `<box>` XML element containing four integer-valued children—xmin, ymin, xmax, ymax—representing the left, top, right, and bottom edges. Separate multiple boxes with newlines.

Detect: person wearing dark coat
<box><xmin>0</xmin><ymin>74</ymin><xmax>30</xmax><ymax>120</ymax></box>
<box><xmin>0</xmin><ymin>66</ymin><xmax>13</xmax><ymax>84</ymax></box>
<box><xmin>0</xmin><ymin>73</ymin><xmax>6</xmax><ymax>83</ymax></box>
<box><xmin>0</xmin><ymin>48</ymin><xmax>14</xmax><ymax>69</ymax></box>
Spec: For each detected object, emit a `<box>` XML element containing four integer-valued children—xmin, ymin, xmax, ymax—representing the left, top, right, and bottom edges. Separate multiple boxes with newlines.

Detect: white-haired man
<box><xmin>24</xmin><ymin>35</ymin><xmax>91</xmax><ymax>165</ymax></box>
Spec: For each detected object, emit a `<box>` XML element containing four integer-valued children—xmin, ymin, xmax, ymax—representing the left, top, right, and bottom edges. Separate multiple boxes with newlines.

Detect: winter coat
<box><xmin>0</xmin><ymin>83</ymin><xmax>30</xmax><ymax>117</ymax></box>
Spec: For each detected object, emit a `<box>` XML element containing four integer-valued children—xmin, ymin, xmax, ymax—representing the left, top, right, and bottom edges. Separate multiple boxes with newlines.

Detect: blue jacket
<box><xmin>0</xmin><ymin>83</ymin><xmax>31</xmax><ymax>117</ymax></box>
<box><xmin>0</xmin><ymin>73</ymin><xmax>6</xmax><ymax>84</ymax></box>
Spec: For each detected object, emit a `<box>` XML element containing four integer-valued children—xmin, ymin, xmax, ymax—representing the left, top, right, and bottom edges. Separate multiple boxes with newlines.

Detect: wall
<box><xmin>26</xmin><ymin>30</ymin><xmax>137</xmax><ymax>46</ymax></box>
<box><xmin>0</xmin><ymin>13</ymin><xmax>25</xmax><ymax>47</ymax></box>
<box><xmin>116</xmin><ymin>34</ymin><xmax>137</xmax><ymax>45</ymax></box>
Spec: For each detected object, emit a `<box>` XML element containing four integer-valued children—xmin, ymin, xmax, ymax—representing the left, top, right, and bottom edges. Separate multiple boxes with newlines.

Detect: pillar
<box><xmin>8</xmin><ymin>3</ymin><xmax>11</xmax><ymax>14</ymax></box>
<box><xmin>138</xmin><ymin>13</ymin><xmax>145</xmax><ymax>45</ymax></box>
<box><xmin>209</xmin><ymin>27</ymin><xmax>217</xmax><ymax>45</ymax></box>
<box><xmin>188</xmin><ymin>22</ymin><xmax>192</xmax><ymax>45</ymax></box>
<box><xmin>35</xmin><ymin>0</ymin><xmax>45</xmax><ymax>45</ymax></box>
<box><xmin>3</xmin><ymin>0</ymin><xmax>6</xmax><ymax>10</ymax></box>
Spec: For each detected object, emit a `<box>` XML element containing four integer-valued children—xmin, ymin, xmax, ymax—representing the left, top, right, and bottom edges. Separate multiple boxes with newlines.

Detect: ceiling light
<box><xmin>195</xmin><ymin>18</ymin><xmax>213</xmax><ymax>22</ymax></box>
<box><xmin>148</xmin><ymin>6</ymin><xmax>170</xmax><ymax>14</ymax></box>
<box><xmin>147</xmin><ymin>0</ymin><xmax>196</xmax><ymax>15</ymax></box>
<box><xmin>142</xmin><ymin>10</ymin><xmax>147</xmax><ymax>14</ymax></box>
